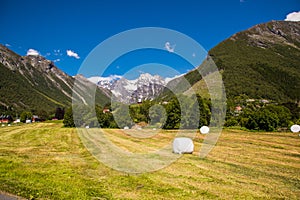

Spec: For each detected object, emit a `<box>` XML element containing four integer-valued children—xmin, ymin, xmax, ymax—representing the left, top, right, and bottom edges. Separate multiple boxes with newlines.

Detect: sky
<box><xmin>1</xmin><ymin>0</ymin><xmax>300</xmax><ymax>79</ymax></box>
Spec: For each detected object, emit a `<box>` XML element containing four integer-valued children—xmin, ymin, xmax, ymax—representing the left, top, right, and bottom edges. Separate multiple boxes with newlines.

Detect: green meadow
<box><xmin>0</xmin><ymin>122</ymin><xmax>299</xmax><ymax>199</ymax></box>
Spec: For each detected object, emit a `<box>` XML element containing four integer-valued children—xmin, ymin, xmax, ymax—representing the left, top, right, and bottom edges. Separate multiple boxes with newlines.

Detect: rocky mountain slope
<box><xmin>0</xmin><ymin>45</ymin><xmax>110</xmax><ymax>114</ymax></box>
<box><xmin>89</xmin><ymin>73</ymin><xmax>167</xmax><ymax>104</ymax></box>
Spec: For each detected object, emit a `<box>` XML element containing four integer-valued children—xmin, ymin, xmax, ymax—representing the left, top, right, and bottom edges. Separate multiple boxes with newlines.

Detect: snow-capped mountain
<box><xmin>87</xmin><ymin>75</ymin><xmax>122</xmax><ymax>90</ymax></box>
<box><xmin>88</xmin><ymin>73</ymin><xmax>177</xmax><ymax>103</ymax></box>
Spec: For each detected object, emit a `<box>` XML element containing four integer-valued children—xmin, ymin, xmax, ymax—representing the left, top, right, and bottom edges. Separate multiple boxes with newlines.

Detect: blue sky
<box><xmin>1</xmin><ymin>0</ymin><xmax>299</xmax><ymax>78</ymax></box>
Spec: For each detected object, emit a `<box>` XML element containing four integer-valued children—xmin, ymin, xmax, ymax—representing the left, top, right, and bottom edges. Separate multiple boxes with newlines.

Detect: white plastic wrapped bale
<box><xmin>172</xmin><ymin>137</ymin><xmax>194</xmax><ymax>154</ymax></box>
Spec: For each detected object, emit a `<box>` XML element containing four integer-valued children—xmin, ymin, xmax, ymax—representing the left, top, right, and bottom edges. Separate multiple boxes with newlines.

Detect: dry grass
<box><xmin>0</xmin><ymin>122</ymin><xmax>299</xmax><ymax>199</ymax></box>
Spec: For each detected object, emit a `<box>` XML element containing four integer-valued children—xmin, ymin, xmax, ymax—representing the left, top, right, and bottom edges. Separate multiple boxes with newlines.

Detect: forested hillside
<box><xmin>163</xmin><ymin>21</ymin><xmax>300</xmax><ymax>104</ymax></box>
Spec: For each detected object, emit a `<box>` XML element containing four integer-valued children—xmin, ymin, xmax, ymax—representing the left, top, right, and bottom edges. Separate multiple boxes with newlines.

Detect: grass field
<box><xmin>0</xmin><ymin>122</ymin><xmax>299</xmax><ymax>199</ymax></box>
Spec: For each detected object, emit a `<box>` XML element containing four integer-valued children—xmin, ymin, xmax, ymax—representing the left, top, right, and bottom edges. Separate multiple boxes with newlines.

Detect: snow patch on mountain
<box><xmin>87</xmin><ymin>75</ymin><xmax>122</xmax><ymax>90</ymax></box>
<box><xmin>89</xmin><ymin>73</ymin><xmax>181</xmax><ymax>103</ymax></box>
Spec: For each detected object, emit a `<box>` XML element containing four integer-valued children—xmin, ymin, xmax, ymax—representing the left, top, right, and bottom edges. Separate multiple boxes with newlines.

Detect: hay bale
<box><xmin>172</xmin><ymin>137</ymin><xmax>194</xmax><ymax>154</ymax></box>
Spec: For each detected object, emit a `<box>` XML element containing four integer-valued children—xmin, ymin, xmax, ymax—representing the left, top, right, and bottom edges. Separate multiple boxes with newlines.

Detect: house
<box><xmin>260</xmin><ymin>99</ymin><xmax>269</xmax><ymax>104</ymax></box>
<box><xmin>0</xmin><ymin>115</ymin><xmax>13</xmax><ymax>123</ymax></box>
<box><xmin>246</xmin><ymin>99</ymin><xmax>255</xmax><ymax>103</ymax></box>
<box><xmin>32</xmin><ymin>115</ymin><xmax>42</xmax><ymax>122</ymax></box>
<box><xmin>235</xmin><ymin>105</ymin><xmax>242</xmax><ymax>112</ymax></box>
<box><xmin>103</xmin><ymin>108</ymin><xmax>110</xmax><ymax>113</ymax></box>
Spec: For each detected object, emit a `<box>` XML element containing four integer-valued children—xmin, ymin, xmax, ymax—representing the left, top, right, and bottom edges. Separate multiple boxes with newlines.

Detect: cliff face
<box><xmin>231</xmin><ymin>20</ymin><xmax>300</xmax><ymax>48</ymax></box>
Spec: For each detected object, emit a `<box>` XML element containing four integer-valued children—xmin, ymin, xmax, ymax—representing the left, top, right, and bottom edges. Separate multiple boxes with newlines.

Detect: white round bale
<box><xmin>290</xmin><ymin>124</ymin><xmax>300</xmax><ymax>133</ymax></box>
<box><xmin>200</xmin><ymin>126</ymin><xmax>210</xmax><ymax>134</ymax></box>
<box><xmin>172</xmin><ymin>137</ymin><xmax>194</xmax><ymax>154</ymax></box>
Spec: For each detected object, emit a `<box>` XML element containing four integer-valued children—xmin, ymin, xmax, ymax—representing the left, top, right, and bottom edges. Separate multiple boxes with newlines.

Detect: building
<box><xmin>235</xmin><ymin>105</ymin><xmax>242</xmax><ymax>112</ymax></box>
<box><xmin>32</xmin><ymin>115</ymin><xmax>42</xmax><ymax>122</ymax></box>
<box><xmin>0</xmin><ymin>115</ymin><xmax>13</xmax><ymax>123</ymax></box>
<box><xmin>102</xmin><ymin>108</ymin><xmax>110</xmax><ymax>113</ymax></box>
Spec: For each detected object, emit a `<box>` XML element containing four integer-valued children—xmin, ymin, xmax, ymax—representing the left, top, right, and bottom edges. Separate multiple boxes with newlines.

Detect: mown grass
<box><xmin>0</xmin><ymin>122</ymin><xmax>299</xmax><ymax>199</ymax></box>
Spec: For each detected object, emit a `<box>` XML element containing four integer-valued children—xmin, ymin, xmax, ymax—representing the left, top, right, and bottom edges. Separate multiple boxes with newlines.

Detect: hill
<box><xmin>0</xmin><ymin>45</ymin><xmax>110</xmax><ymax>115</ymax></box>
<box><xmin>209</xmin><ymin>20</ymin><xmax>300</xmax><ymax>102</ymax></box>
<box><xmin>162</xmin><ymin>21</ymin><xmax>300</xmax><ymax>103</ymax></box>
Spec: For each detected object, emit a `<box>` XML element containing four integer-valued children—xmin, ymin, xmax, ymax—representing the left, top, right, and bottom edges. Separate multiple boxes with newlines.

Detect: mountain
<box><xmin>163</xmin><ymin>21</ymin><xmax>300</xmax><ymax>103</ymax></box>
<box><xmin>0</xmin><ymin>45</ymin><xmax>110</xmax><ymax>115</ymax></box>
<box><xmin>89</xmin><ymin>73</ymin><xmax>170</xmax><ymax>104</ymax></box>
<box><xmin>88</xmin><ymin>75</ymin><xmax>122</xmax><ymax>90</ymax></box>
<box><xmin>2</xmin><ymin>20</ymin><xmax>299</xmax><ymax>116</ymax></box>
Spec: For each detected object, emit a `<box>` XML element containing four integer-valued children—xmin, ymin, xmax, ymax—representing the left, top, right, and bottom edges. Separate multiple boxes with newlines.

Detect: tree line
<box><xmin>225</xmin><ymin>95</ymin><xmax>300</xmax><ymax>131</ymax></box>
<box><xmin>1</xmin><ymin>107</ymin><xmax>65</xmax><ymax>123</ymax></box>
<box><xmin>63</xmin><ymin>94</ymin><xmax>299</xmax><ymax>132</ymax></box>
<box><xmin>63</xmin><ymin>95</ymin><xmax>211</xmax><ymax>129</ymax></box>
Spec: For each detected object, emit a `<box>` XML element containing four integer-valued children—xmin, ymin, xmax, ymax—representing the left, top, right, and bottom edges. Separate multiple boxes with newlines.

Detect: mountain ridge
<box><xmin>0</xmin><ymin>44</ymin><xmax>110</xmax><ymax>115</ymax></box>
<box><xmin>162</xmin><ymin>20</ymin><xmax>300</xmax><ymax>103</ymax></box>
<box><xmin>89</xmin><ymin>73</ymin><xmax>174</xmax><ymax>104</ymax></box>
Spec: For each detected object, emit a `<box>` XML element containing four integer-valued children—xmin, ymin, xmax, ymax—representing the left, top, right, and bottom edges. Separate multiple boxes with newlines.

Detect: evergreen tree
<box><xmin>63</xmin><ymin>107</ymin><xmax>75</xmax><ymax>127</ymax></box>
<box><xmin>163</xmin><ymin>98</ymin><xmax>181</xmax><ymax>129</ymax></box>
<box><xmin>55</xmin><ymin>107</ymin><xmax>65</xmax><ymax>120</ymax></box>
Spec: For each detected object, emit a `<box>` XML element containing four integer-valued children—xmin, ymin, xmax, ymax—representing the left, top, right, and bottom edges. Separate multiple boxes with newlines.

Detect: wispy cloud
<box><xmin>285</xmin><ymin>11</ymin><xmax>300</xmax><ymax>21</ymax></box>
<box><xmin>26</xmin><ymin>49</ymin><xmax>40</xmax><ymax>56</ymax></box>
<box><xmin>53</xmin><ymin>59</ymin><xmax>61</xmax><ymax>63</ymax></box>
<box><xmin>165</xmin><ymin>42</ymin><xmax>175</xmax><ymax>53</ymax></box>
<box><xmin>54</xmin><ymin>49</ymin><xmax>63</xmax><ymax>56</ymax></box>
<box><xmin>5</xmin><ymin>44</ymin><xmax>11</xmax><ymax>47</ymax></box>
<box><xmin>192</xmin><ymin>53</ymin><xmax>196</xmax><ymax>57</ymax></box>
<box><xmin>66</xmin><ymin>50</ymin><xmax>80</xmax><ymax>59</ymax></box>
<box><xmin>240</xmin><ymin>0</ymin><xmax>245</xmax><ymax>3</ymax></box>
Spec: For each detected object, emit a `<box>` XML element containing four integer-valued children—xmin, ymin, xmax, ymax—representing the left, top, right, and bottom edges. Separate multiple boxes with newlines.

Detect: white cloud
<box><xmin>53</xmin><ymin>59</ymin><xmax>60</xmax><ymax>63</ymax></box>
<box><xmin>26</xmin><ymin>49</ymin><xmax>40</xmax><ymax>56</ymax></box>
<box><xmin>192</xmin><ymin>53</ymin><xmax>196</xmax><ymax>57</ymax></box>
<box><xmin>66</xmin><ymin>50</ymin><xmax>80</xmax><ymax>59</ymax></box>
<box><xmin>5</xmin><ymin>44</ymin><xmax>11</xmax><ymax>47</ymax></box>
<box><xmin>67</xmin><ymin>50</ymin><xmax>80</xmax><ymax>59</ymax></box>
<box><xmin>165</xmin><ymin>42</ymin><xmax>175</xmax><ymax>53</ymax></box>
<box><xmin>285</xmin><ymin>11</ymin><xmax>300</xmax><ymax>21</ymax></box>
